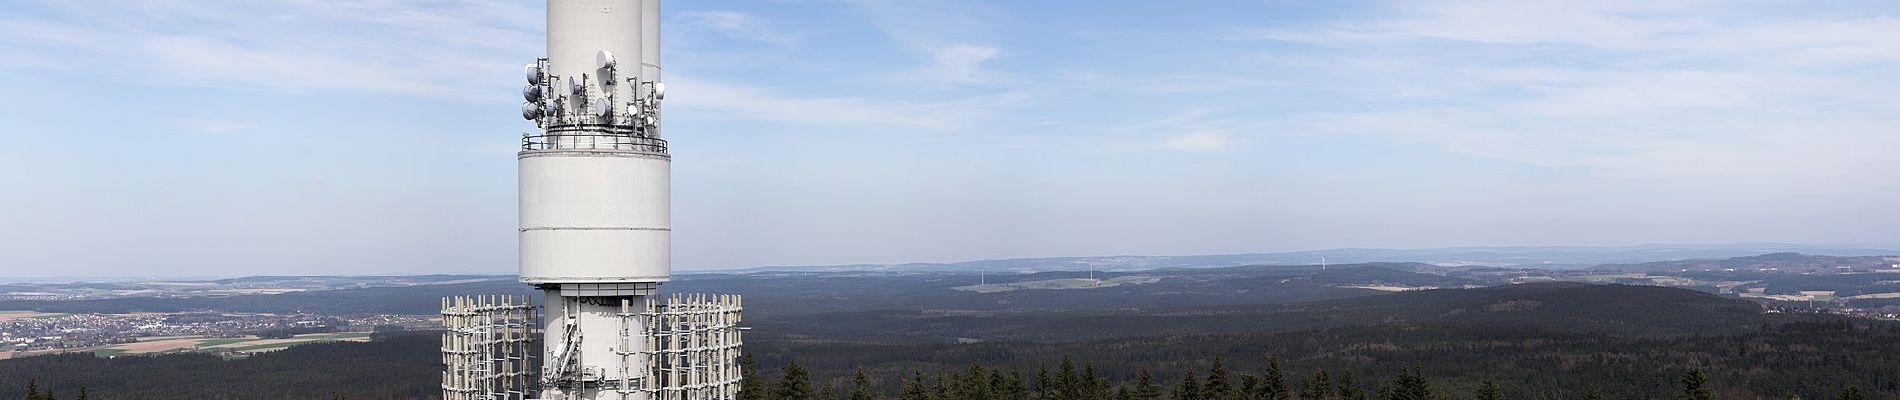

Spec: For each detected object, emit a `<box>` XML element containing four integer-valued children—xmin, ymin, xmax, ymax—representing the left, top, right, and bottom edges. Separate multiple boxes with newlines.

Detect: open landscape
<box><xmin>4</xmin><ymin>0</ymin><xmax>1898</xmax><ymax>399</ymax></box>
<box><xmin>5</xmin><ymin>249</ymin><xmax>1900</xmax><ymax>399</ymax></box>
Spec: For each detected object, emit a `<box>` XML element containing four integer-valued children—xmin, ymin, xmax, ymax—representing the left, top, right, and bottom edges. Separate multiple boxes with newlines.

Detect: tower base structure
<box><xmin>442</xmin><ymin>292</ymin><xmax>743</xmax><ymax>400</ymax></box>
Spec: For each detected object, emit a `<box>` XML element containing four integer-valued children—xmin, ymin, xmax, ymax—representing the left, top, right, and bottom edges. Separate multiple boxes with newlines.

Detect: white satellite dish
<box><xmin>651</xmin><ymin>82</ymin><xmax>666</xmax><ymax>100</ymax></box>
<box><xmin>523</xmin><ymin>85</ymin><xmax>541</xmax><ymax>102</ymax></box>
<box><xmin>524</xmin><ymin>63</ymin><xmax>541</xmax><ymax>84</ymax></box>
<box><xmin>594</xmin><ymin>98</ymin><xmax>613</xmax><ymax>116</ymax></box>
<box><xmin>520</xmin><ymin>102</ymin><xmax>541</xmax><ymax>120</ymax></box>
<box><xmin>568</xmin><ymin>76</ymin><xmax>582</xmax><ymax>95</ymax></box>
<box><xmin>595</xmin><ymin>50</ymin><xmax>616</xmax><ymax>69</ymax></box>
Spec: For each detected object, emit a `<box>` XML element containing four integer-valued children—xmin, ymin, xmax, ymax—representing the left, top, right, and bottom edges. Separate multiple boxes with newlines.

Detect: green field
<box><xmin>225</xmin><ymin>332</ymin><xmax>373</xmax><ymax>352</ymax></box>
<box><xmin>89</xmin><ymin>332</ymin><xmax>377</xmax><ymax>357</ymax></box>
<box><xmin>193</xmin><ymin>338</ymin><xmax>250</xmax><ymax>347</ymax></box>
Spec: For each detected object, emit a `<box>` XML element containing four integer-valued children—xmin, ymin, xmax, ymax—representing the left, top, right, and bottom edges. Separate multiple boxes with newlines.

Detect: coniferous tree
<box><xmin>964</xmin><ymin>363</ymin><xmax>993</xmax><ymax>400</ymax></box>
<box><xmin>1134</xmin><ymin>368</ymin><xmax>1165</xmax><ymax>400</ymax></box>
<box><xmin>775</xmin><ymin>361</ymin><xmax>815</xmax><ymax>400</ymax></box>
<box><xmin>1259</xmin><ymin>356</ymin><xmax>1290</xmax><ymax>400</ymax></box>
<box><xmin>1584</xmin><ymin>387</ymin><xmax>1604</xmax><ymax>400</ymax></box>
<box><xmin>932</xmin><ymin>373</ymin><xmax>954</xmax><ymax>400</ymax></box>
<box><xmin>1206</xmin><ymin>357</ymin><xmax>1234</xmax><ymax>399</ymax></box>
<box><xmin>1474</xmin><ymin>380</ymin><xmax>1501</xmax><ymax>400</ymax></box>
<box><xmin>76</xmin><ymin>387</ymin><xmax>88</xmax><ymax>400</ymax></box>
<box><xmin>850</xmin><ymin>369</ymin><xmax>877</xmax><ymax>400</ymax></box>
<box><xmin>1838</xmin><ymin>386</ymin><xmax>1865</xmax><ymax>400</ymax></box>
<box><xmin>1172</xmin><ymin>371</ymin><xmax>1204</xmax><ymax>400</ymax></box>
<box><xmin>900</xmin><ymin>371</ymin><xmax>930</xmax><ymax>400</ymax></box>
<box><xmin>1336</xmin><ymin>371</ymin><xmax>1365</xmax><ymax>400</ymax></box>
<box><xmin>1035</xmin><ymin>365</ymin><xmax>1054</xmax><ymax>400</ymax></box>
<box><xmin>1299</xmin><ymin>370</ymin><xmax>1332</xmax><ymax>400</ymax></box>
<box><xmin>1057</xmin><ymin>357</ymin><xmax>1081</xmax><ymax>400</ymax></box>
<box><xmin>739</xmin><ymin>355</ymin><xmax>769</xmax><ymax>400</ymax></box>
<box><xmin>1380</xmin><ymin>368</ymin><xmax>1437</xmax><ymax>400</ymax></box>
<box><xmin>1087</xmin><ymin>365</ymin><xmax>1112</xmax><ymax>400</ymax></box>
<box><xmin>1677</xmin><ymin>368</ymin><xmax>1712</xmax><ymax>400</ymax></box>
<box><xmin>818</xmin><ymin>384</ymin><xmax>839</xmax><ymax>400</ymax></box>
<box><xmin>989</xmin><ymin>370</ymin><xmax>1009</xmax><ymax>400</ymax></box>
<box><xmin>1003</xmin><ymin>371</ymin><xmax>1031</xmax><ymax>400</ymax></box>
<box><xmin>27</xmin><ymin>379</ymin><xmax>40</xmax><ymax>400</ymax></box>
<box><xmin>1240</xmin><ymin>375</ymin><xmax>1261</xmax><ymax>399</ymax></box>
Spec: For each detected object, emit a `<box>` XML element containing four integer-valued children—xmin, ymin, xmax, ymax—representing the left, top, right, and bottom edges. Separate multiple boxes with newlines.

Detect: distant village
<box><xmin>0</xmin><ymin>311</ymin><xmax>434</xmax><ymax>359</ymax></box>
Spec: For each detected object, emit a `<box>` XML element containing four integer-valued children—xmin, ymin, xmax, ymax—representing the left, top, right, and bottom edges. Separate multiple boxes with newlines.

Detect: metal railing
<box><xmin>523</xmin><ymin>124</ymin><xmax>667</xmax><ymax>153</ymax></box>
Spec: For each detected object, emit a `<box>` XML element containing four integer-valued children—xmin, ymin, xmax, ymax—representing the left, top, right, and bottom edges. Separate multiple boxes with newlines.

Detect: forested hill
<box><xmin>4</xmin><ymin>284</ymin><xmax>1892</xmax><ymax>400</ymax></box>
<box><xmin>0</xmin><ymin>263</ymin><xmax>1466</xmax><ymax>316</ymax></box>
<box><xmin>744</xmin><ymin>282</ymin><xmax>1790</xmax><ymax>342</ymax></box>
<box><xmin>1594</xmin><ymin>252</ymin><xmax>1898</xmax><ymax>273</ymax></box>
<box><xmin>1276</xmin><ymin>282</ymin><xmax>1769</xmax><ymax>335</ymax></box>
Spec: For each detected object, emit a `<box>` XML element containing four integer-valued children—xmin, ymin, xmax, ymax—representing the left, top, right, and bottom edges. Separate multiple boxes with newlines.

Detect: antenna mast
<box><xmin>445</xmin><ymin>2</ymin><xmax>745</xmax><ymax>399</ymax></box>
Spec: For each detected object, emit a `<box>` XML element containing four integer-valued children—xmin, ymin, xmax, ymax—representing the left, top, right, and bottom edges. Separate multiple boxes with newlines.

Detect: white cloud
<box><xmin>0</xmin><ymin>0</ymin><xmax>541</xmax><ymax>100</ymax></box>
<box><xmin>927</xmin><ymin>44</ymin><xmax>1000</xmax><ymax>83</ymax></box>
<box><xmin>668</xmin><ymin>76</ymin><xmax>1030</xmax><ymax>131</ymax></box>
<box><xmin>845</xmin><ymin>0</ymin><xmax>1008</xmax><ymax>85</ymax></box>
<box><xmin>676</xmin><ymin>11</ymin><xmax>804</xmax><ymax>46</ymax></box>
<box><xmin>1222</xmin><ymin>0</ymin><xmax>1900</xmax><ymax>186</ymax></box>
<box><xmin>1236</xmin><ymin>1</ymin><xmax>1900</xmax><ymax>68</ymax></box>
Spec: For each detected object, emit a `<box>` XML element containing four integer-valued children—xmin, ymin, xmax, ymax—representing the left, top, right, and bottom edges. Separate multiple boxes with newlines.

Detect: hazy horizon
<box><xmin>5</xmin><ymin>241</ymin><xmax>1898</xmax><ymax>280</ymax></box>
<box><xmin>3</xmin><ymin>0</ymin><xmax>1897</xmax><ymax>277</ymax></box>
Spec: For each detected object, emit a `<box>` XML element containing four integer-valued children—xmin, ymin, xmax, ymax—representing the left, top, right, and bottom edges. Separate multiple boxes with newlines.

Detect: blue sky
<box><xmin>1</xmin><ymin>0</ymin><xmax>1897</xmax><ymax>277</ymax></box>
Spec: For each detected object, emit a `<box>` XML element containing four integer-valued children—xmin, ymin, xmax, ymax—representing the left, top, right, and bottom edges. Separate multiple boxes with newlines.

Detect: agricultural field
<box><xmin>0</xmin><ymin>311</ymin><xmax>60</xmax><ymax>322</ymax></box>
<box><xmin>91</xmin><ymin>332</ymin><xmax>372</xmax><ymax>356</ymax></box>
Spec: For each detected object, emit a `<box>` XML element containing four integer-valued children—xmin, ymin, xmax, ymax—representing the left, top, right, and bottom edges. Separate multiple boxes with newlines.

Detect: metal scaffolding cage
<box><xmin>629</xmin><ymin>294</ymin><xmax>745</xmax><ymax>400</ymax></box>
<box><xmin>441</xmin><ymin>295</ymin><xmax>539</xmax><ymax>400</ymax></box>
<box><xmin>444</xmin><ymin>293</ymin><xmax>743</xmax><ymax>400</ymax></box>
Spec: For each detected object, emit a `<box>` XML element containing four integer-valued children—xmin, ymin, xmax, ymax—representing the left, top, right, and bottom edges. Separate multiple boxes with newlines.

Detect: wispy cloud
<box><xmin>1222</xmin><ymin>0</ymin><xmax>1900</xmax><ymax>185</ymax></box>
<box><xmin>845</xmin><ymin>0</ymin><xmax>1008</xmax><ymax>84</ymax></box>
<box><xmin>669</xmin><ymin>76</ymin><xmax>1031</xmax><ymax>131</ymax></box>
<box><xmin>1235</xmin><ymin>1</ymin><xmax>1900</xmax><ymax>67</ymax></box>
<box><xmin>925</xmin><ymin>43</ymin><xmax>1000</xmax><ymax>83</ymax></box>
<box><xmin>0</xmin><ymin>0</ymin><xmax>541</xmax><ymax>99</ymax></box>
<box><xmin>676</xmin><ymin>11</ymin><xmax>805</xmax><ymax>46</ymax></box>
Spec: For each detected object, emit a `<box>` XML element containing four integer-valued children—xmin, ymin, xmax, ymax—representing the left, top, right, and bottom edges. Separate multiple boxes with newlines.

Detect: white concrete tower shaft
<box><xmin>519</xmin><ymin>0</ymin><xmax>669</xmax><ymax>399</ymax></box>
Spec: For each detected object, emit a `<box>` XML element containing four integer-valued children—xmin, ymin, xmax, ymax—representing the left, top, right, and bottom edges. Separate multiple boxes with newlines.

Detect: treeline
<box><xmin>0</xmin><ymin>332</ymin><xmax>440</xmax><ymax>400</ymax></box>
<box><xmin>6</xmin><ymin>321</ymin><xmax>1897</xmax><ymax>399</ymax></box>
<box><xmin>747</xmin><ymin>320</ymin><xmax>1900</xmax><ymax>400</ymax></box>
<box><xmin>18</xmin><ymin>379</ymin><xmax>85</xmax><ymax>400</ymax></box>
<box><xmin>738</xmin><ymin>356</ymin><xmax>1872</xmax><ymax>400</ymax></box>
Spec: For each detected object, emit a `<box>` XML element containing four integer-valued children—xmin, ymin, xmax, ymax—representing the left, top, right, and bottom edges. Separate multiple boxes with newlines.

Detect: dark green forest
<box><xmin>5</xmin><ymin>274</ymin><xmax>1899</xmax><ymax>399</ymax></box>
<box><xmin>7</xmin><ymin>319</ymin><xmax>1898</xmax><ymax>399</ymax></box>
<box><xmin>733</xmin><ymin>355</ymin><xmax>1871</xmax><ymax>400</ymax></box>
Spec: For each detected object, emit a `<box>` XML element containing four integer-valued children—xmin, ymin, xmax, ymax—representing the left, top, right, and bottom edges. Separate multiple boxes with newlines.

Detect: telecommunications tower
<box><xmin>442</xmin><ymin>1</ymin><xmax>745</xmax><ymax>399</ymax></box>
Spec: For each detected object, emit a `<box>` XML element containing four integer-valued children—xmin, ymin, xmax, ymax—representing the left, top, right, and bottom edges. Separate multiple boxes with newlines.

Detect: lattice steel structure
<box><xmin>443</xmin><ymin>294</ymin><xmax>743</xmax><ymax>400</ymax></box>
<box><xmin>633</xmin><ymin>294</ymin><xmax>745</xmax><ymax>400</ymax></box>
<box><xmin>441</xmin><ymin>295</ymin><xmax>538</xmax><ymax>400</ymax></box>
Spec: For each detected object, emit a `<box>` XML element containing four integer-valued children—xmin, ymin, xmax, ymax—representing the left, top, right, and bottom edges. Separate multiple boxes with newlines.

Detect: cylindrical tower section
<box><xmin>547</xmin><ymin>0</ymin><xmax>642</xmax><ymax>124</ymax></box>
<box><xmin>526</xmin><ymin>0</ymin><xmax>667</xmax><ymax>285</ymax></box>
<box><xmin>518</xmin><ymin>151</ymin><xmax>670</xmax><ymax>283</ymax></box>
<box><xmin>640</xmin><ymin>0</ymin><xmax>661</xmax><ymax>83</ymax></box>
<box><xmin>527</xmin><ymin>2</ymin><xmax>669</xmax><ymax>399</ymax></box>
<box><xmin>640</xmin><ymin>0</ymin><xmax>663</xmax><ymax>139</ymax></box>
